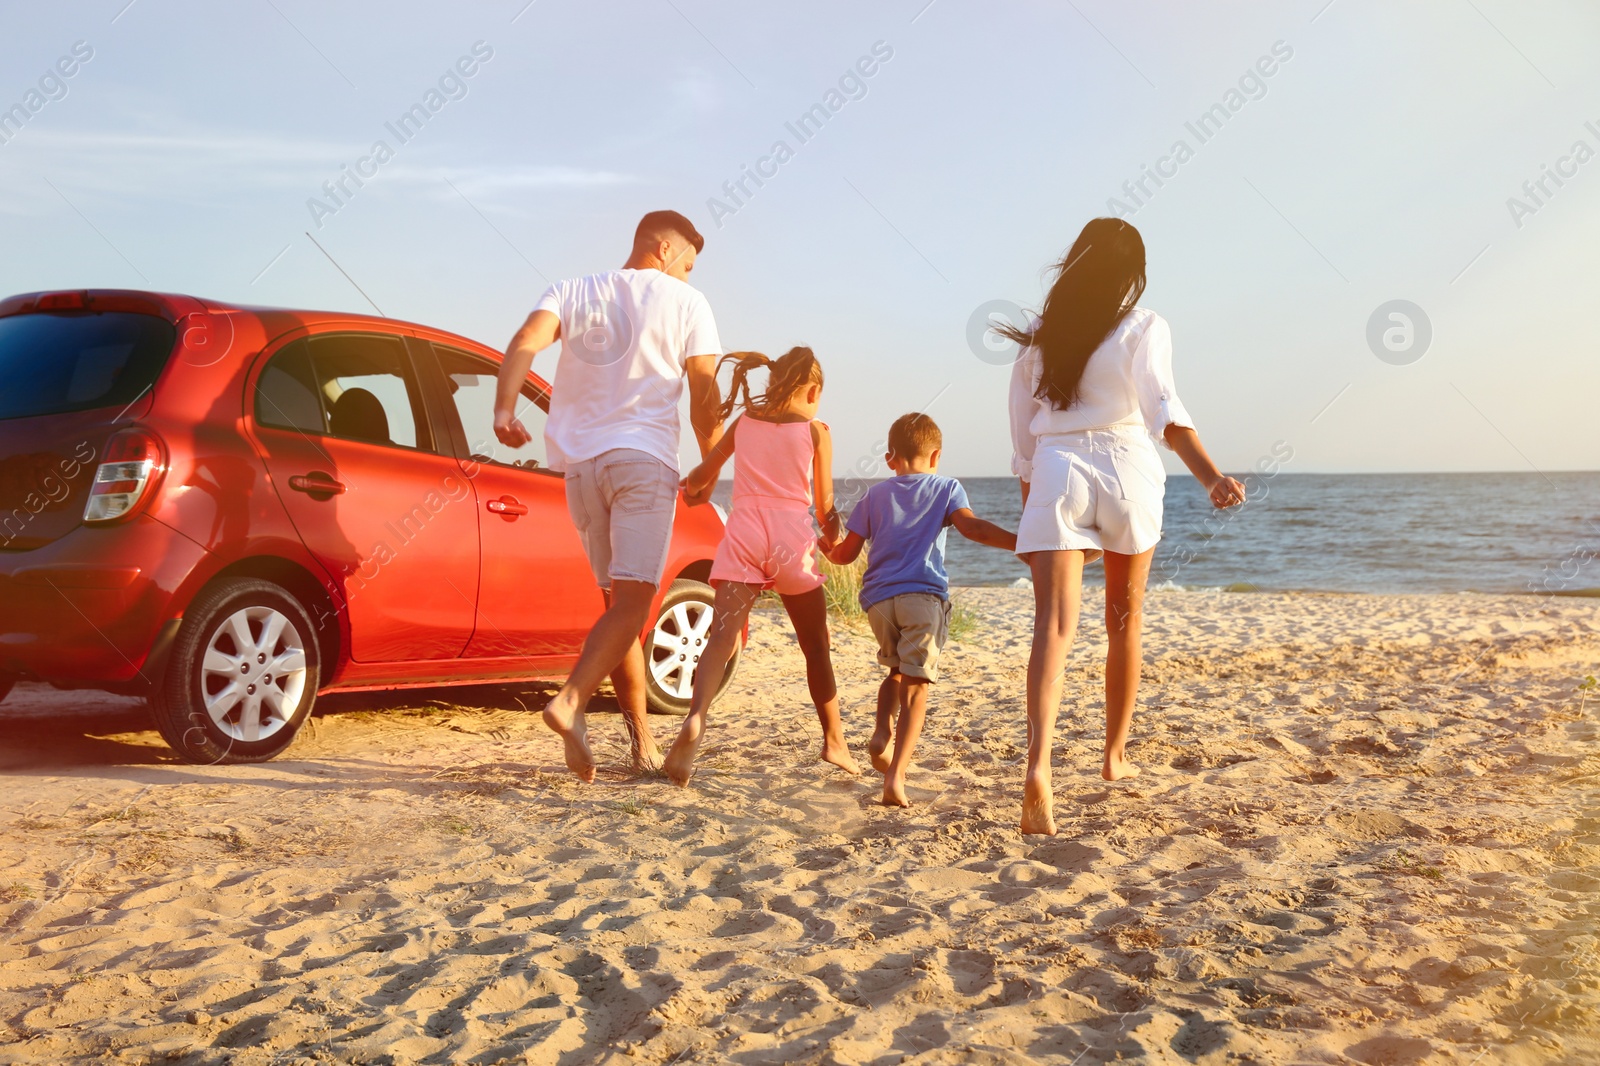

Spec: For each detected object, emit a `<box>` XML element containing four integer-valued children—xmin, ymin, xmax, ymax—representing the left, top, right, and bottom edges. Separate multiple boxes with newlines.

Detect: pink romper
<box><xmin>708</xmin><ymin>416</ymin><xmax>827</xmax><ymax>596</ymax></box>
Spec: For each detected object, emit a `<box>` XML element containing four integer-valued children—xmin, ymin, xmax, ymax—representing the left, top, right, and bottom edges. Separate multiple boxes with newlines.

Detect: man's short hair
<box><xmin>634</xmin><ymin>209</ymin><xmax>704</xmax><ymax>254</ymax></box>
<box><xmin>887</xmin><ymin>412</ymin><xmax>941</xmax><ymax>461</ymax></box>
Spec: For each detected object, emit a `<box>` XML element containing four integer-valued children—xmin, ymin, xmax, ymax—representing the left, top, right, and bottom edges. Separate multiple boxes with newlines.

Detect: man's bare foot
<box><xmin>867</xmin><ymin>727</ymin><xmax>892</xmax><ymax>774</ymax></box>
<box><xmin>632</xmin><ymin>740</ymin><xmax>665</xmax><ymax>775</ymax></box>
<box><xmin>663</xmin><ymin>715</ymin><xmax>705</xmax><ymax>787</ymax></box>
<box><xmin>1103</xmin><ymin>755</ymin><xmax>1141</xmax><ymax>782</ymax></box>
<box><xmin>543</xmin><ymin>704</ymin><xmax>596</xmax><ymax>784</ymax></box>
<box><xmin>624</xmin><ymin>716</ymin><xmax>664</xmax><ymax>774</ymax></box>
<box><xmin>1020</xmin><ymin>770</ymin><xmax>1057</xmax><ymax>836</ymax></box>
<box><xmin>821</xmin><ymin>739</ymin><xmax>862</xmax><ymax>776</ymax></box>
<box><xmin>882</xmin><ymin>775</ymin><xmax>910</xmax><ymax>807</ymax></box>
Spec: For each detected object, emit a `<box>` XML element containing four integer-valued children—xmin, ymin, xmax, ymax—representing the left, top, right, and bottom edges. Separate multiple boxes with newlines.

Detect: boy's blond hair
<box><xmin>887</xmin><ymin>412</ymin><xmax>941</xmax><ymax>461</ymax></box>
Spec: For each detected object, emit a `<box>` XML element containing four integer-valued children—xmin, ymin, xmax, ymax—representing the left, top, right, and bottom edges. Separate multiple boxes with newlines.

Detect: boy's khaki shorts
<box><xmin>865</xmin><ymin>592</ymin><xmax>951</xmax><ymax>683</ymax></box>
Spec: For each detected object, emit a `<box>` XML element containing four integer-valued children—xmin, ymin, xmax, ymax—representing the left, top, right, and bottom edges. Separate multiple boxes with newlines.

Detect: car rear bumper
<box><xmin>0</xmin><ymin>516</ymin><xmax>204</xmax><ymax>688</ymax></box>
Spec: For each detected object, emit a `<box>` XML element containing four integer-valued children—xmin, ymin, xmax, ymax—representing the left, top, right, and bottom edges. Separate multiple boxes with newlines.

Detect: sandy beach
<box><xmin>1</xmin><ymin>586</ymin><xmax>1596</xmax><ymax>1065</ymax></box>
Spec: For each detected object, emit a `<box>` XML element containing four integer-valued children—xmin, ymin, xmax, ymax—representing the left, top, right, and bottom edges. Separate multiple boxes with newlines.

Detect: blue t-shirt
<box><xmin>845</xmin><ymin>474</ymin><xmax>970</xmax><ymax>609</ymax></box>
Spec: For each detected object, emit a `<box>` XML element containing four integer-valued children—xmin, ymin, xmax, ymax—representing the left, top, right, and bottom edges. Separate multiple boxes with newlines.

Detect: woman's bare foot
<box><xmin>882</xmin><ymin>774</ymin><xmax>910</xmax><ymax>807</ymax></box>
<box><xmin>663</xmin><ymin>715</ymin><xmax>705</xmax><ymax>787</ymax></box>
<box><xmin>543</xmin><ymin>703</ymin><xmax>596</xmax><ymax>784</ymax></box>
<box><xmin>867</xmin><ymin>727</ymin><xmax>893</xmax><ymax>774</ymax></box>
<box><xmin>821</xmin><ymin>738</ymin><xmax>862</xmax><ymax>776</ymax></box>
<box><xmin>1020</xmin><ymin>770</ymin><xmax>1057</xmax><ymax>835</ymax></box>
<box><xmin>1102</xmin><ymin>755</ymin><xmax>1141</xmax><ymax>781</ymax></box>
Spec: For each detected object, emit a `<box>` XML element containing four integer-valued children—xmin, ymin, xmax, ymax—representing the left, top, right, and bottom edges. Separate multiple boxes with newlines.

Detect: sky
<box><xmin>2</xmin><ymin>0</ymin><xmax>1597</xmax><ymax>477</ymax></box>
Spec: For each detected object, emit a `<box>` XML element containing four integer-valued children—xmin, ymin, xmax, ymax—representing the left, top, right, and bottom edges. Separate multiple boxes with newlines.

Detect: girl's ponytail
<box><xmin>717</xmin><ymin>351</ymin><xmax>772</xmax><ymax>422</ymax></box>
<box><xmin>717</xmin><ymin>346</ymin><xmax>823</xmax><ymax>419</ymax></box>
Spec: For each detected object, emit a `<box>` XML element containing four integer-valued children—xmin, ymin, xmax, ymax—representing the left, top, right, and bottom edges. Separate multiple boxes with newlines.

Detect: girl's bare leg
<box><xmin>780</xmin><ymin>587</ymin><xmax>862</xmax><ymax>775</ymax></box>
<box><xmin>1101</xmin><ymin>548</ymin><xmax>1154</xmax><ymax>781</ymax></box>
<box><xmin>869</xmin><ymin>673</ymin><xmax>898</xmax><ymax>773</ymax></box>
<box><xmin>664</xmin><ymin>582</ymin><xmax>758</xmax><ymax>786</ymax></box>
<box><xmin>1022</xmin><ymin>549</ymin><xmax>1085</xmax><ymax>835</ymax></box>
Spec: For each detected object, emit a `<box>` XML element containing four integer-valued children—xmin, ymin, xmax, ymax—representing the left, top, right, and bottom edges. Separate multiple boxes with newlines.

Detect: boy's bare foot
<box><xmin>1020</xmin><ymin>770</ymin><xmax>1057</xmax><ymax>836</ymax></box>
<box><xmin>867</xmin><ymin>727</ymin><xmax>893</xmax><ymax>774</ymax></box>
<box><xmin>821</xmin><ymin>739</ymin><xmax>862</xmax><ymax>776</ymax></box>
<box><xmin>543</xmin><ymin>702</ymin><xmax>596</xmax><ymax>784</ymax></box>
<box><xmin>663</xmin><ymin>715</ymin><xmax>705</xmax><ymax>787</ymax></box>
<box><xmin>1103</xmin><ymin>755</ymin><xmax>1141</xmax><ymax>782</ymax></box>
<box><xmin>882</xmin><ymin>775</ymin><xmax>910</xmax><ymax>807</ymax></box>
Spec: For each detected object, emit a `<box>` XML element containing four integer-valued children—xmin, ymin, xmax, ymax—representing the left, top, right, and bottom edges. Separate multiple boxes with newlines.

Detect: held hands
<box><xmin>1207</xmin><ymin>475</ymin><xmax>1247</xmax><ymax>509</ymax></box>
<box><xmin>681</xmin><ymin>465</ymin><xmax>716</xmax><ymax>507</ymax></box>
<box><xmin>494</xmin><ymin>410</ymin><xmax>532</xmax><ymax>449</ymax></box>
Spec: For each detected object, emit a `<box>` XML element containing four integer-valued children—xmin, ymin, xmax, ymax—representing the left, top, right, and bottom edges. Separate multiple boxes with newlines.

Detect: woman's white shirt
<box><xmin>1008</xmin><ymin>307</ymin><xmax>1195</xmax><ymax>481</ymax></box>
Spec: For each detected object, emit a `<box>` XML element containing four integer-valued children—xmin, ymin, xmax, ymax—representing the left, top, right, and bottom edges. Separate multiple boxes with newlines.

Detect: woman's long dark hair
<box><xmin>996</xmin><ymin>217</ymin><xmax>1146</xmax><ymax>411</ymax></box>
<box><xmin>716</xmin><ymin>346</ymin><xmax>822</xmax><ymax>421</ymax></box>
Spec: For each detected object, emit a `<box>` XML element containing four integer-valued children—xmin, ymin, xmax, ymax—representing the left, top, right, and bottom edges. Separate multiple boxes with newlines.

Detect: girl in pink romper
<box><xmin>666</xmin><ymin>347</ymin><xmax>861</xmax><ymax>786</ymax></box>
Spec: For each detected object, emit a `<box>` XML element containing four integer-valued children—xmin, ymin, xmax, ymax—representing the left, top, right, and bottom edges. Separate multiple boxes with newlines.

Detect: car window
<box><xmin>256</xmin><ymin>334</ymin><xmax>433</xmax><ymax>450</ymax></box>
<box><xmin>307</xmin><ymin>334</ymin><xmax>428</xmax><ymax>450</ymax></box>
<box><xmin>434</xmin><ymin>346</ymin><xmax>550</xmax><ymax>472</ymax></box>
<box><xmin>254</xmin><ymin>340</ymin><xmax>324</xmax><ymax>434</ymax></box>
<box><xmin>0</xmin><ymin>311</ymin><xmax>175</xmax><ymax>421</ymax></box>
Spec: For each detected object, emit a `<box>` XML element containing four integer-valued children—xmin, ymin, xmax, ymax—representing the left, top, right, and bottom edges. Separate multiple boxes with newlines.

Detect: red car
<box><xmin>0</xmin><ymin>289</ymin><xmax>737</xmax><ymax>763</ymax></box>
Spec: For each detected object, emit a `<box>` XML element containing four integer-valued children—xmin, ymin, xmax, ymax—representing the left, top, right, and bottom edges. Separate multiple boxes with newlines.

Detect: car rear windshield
<box><xmin>0</xmin><ymin>311</ymin><xmax>177</xmax><ymax>421</ymax></box>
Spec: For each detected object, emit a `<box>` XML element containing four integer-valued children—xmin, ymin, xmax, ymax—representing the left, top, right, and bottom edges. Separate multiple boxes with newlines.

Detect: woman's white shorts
<box><xmin>1017</xmin><ymin>428</ymin><xmax>1167</xmax><ymax>557</ymax></box>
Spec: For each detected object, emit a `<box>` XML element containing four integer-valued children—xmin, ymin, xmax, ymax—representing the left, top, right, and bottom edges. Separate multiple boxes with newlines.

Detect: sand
<box><xmin>0</xmin><ymin>586</ymin><xmax>1597</xmax><ymax>1065</ymax></box>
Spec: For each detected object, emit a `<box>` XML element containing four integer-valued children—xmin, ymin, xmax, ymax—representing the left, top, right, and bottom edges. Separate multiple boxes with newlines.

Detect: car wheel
<box><xmin>151</xmin><ymin>578</ymin><xmax>320</xmax><ymax>764</ymax></box>
<box><xmin>0</xmin><ymin>673</ymin><xmax>14</xmax><ymax>705</ymax></box>
<box><xmin>645</xmin><ymin>578</ymin><xmax>741</xmax><ymax>716</ymax></box>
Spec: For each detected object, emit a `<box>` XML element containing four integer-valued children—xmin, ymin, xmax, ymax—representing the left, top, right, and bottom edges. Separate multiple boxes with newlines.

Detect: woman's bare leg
<box><xmin>1101</xmin><ymin>548</ymin><xmax>1154</xmax><ymax>781</ymax></box>
<box><xmin>664</xmin><ymin>582</ymin><xmax>758</xmax><ymax>786</ymax></box>
<box><xmin>1021</xmin><ymin>549</ymin><xmax>1085</xmax><ymax>835</ymax></box>
<box><xmin>780</xmin><ymin>587</ymin><xmax>862</xmax><ymax>775</ymax></box>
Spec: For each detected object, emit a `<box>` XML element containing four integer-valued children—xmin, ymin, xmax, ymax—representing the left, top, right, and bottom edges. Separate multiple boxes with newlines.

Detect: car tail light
<box><xmin>83</xmin><ymin>428</ymin><xmax>167</xmax><ymax>524</ymax></box>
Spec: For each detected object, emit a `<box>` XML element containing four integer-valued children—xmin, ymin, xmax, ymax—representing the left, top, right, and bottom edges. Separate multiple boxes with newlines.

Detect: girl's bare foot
<box><xmin>1020</xmin><ymin>770</ymin><xmax>1057</xmax><ymax>835</ymax></box>
<box><xmin>543</xmin><ymin>704</ymin><xmax>596</xmax><ymax>784</ymax></box>
<box><xmin>821</xmin><ymin>739</ymin><xmax>862</xmax><ymax>775</ymax></box>
<box><xmin>867</xmin><ymin>727</ymin><xmax>893</xmax><ymax>774</ymax></box>
<box><xmin>663</xmin><ymin>716</ymin><xmax>705</xmax><ymax>787</ymax></box>
<box><xmin>882</xmin><ymin>775</ymin><xmax>910</xmax><ymax>807</ymax></box>
<box><xmin>1102</xmin><ymin>755</ymin><xmax>1141</xmax><ymax>781</ymax></box>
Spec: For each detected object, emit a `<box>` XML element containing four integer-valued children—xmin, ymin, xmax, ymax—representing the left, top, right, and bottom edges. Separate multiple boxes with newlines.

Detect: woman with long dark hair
<box><xmin>1001</xmin><ymin>218</ymin><xmax>1244</xmax><ymax>836</ymax></box>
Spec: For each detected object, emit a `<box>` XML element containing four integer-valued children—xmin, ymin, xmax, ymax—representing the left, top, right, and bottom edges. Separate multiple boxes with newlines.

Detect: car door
<box><xmin>249</xmin><ymin>330</ymin><xmax>479</xmax><ymax>662</ymax></box>
<box><xmin>422</xmin><ymin>342</ymin><xmax>603</xmax><ymax>663</ymax></box>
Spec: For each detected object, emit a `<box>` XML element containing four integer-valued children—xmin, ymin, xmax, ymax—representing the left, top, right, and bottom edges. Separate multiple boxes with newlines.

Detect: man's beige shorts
<box><xmin>865</xmin><ymin>592</ymin><xmax>951</xmax><ymax>683</ymax></box>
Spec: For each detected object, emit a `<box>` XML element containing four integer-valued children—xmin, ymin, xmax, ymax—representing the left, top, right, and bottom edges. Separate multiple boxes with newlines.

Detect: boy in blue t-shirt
<box><xmin>822</xmin><ymin>413</ymin><xmax>1017</xmax><ymax>806</ymax></box>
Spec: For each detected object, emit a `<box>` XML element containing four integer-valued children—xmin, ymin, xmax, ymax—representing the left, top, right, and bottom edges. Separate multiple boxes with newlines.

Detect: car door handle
<box><xmin>486</xmin><ymin>495</ymin><xmax>528</xmax><ymax>517</ymax></box>
<box><xmin>288</xmin><ymin>473</ymin><xmax>346</xmax><ymax>498</ymax></box>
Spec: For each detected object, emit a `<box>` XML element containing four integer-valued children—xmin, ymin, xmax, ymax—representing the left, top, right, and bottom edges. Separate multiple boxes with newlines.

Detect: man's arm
<box><xmin>950</xmin><ymin>508</ymin><xmax>1017</xmax><ymax>552</ymax></box>
<box><xmin>685</xmin><ymin>354</ymin><xmax>724</xmax><ymax>461</ymax></box>
<box><xmin>495</xmin><ymin>309</ymin><xmax>560</xmax><ymax>447</ymax></box>
<box><xmin>682</xmin><ymin>417</ymin><xmax>739</xmax><ymax>506</ymax></box>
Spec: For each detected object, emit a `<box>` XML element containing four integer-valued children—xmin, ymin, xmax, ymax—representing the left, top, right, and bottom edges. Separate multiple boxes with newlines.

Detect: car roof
<box><xmin>0</xmin><ymin>288</ymin><xmax>501</xmax><ymax>357</ymax></box>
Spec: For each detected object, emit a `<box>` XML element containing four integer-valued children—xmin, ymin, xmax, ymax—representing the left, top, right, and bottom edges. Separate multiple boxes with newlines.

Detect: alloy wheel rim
<box><xmin>199</xmin><ymin>605</ymin><xmax>308</xmax><ymax>742</ymax></box>
<box><xmin>649</xmin><ymin>599</ymin><xmax>714</xmax><ymax>701</ymax></box>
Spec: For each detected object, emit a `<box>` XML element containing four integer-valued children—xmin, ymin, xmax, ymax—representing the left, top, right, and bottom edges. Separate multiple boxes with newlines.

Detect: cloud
<box><xmin>0</xmin><ymin>126</ymin><xmax>636</xmax><ymax>214</ymax></box>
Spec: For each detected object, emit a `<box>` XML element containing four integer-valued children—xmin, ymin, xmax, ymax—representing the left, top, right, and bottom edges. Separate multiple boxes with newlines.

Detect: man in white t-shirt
<box><xmin>494</xmin><ymin>210</ymin><xmax>724</xmax><ymax>783</ymax></box>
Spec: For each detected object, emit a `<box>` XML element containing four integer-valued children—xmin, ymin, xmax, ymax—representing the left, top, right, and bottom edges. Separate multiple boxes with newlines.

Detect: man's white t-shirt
<box><xmin>533</xmin><ymin>268</ymin><xmax>721</xmax><ymax>474</ymax></box>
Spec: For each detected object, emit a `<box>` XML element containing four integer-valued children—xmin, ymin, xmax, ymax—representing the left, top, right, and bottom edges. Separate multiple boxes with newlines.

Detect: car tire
<box><xmin>645</xmin><ymin>578</ymin><xmax>741</xmax><ymax>716</ymax></box>
<box><xmin>151</xmin><ymin>578</ymin><xmax>321</xmax><ymax>764</ymax></box>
